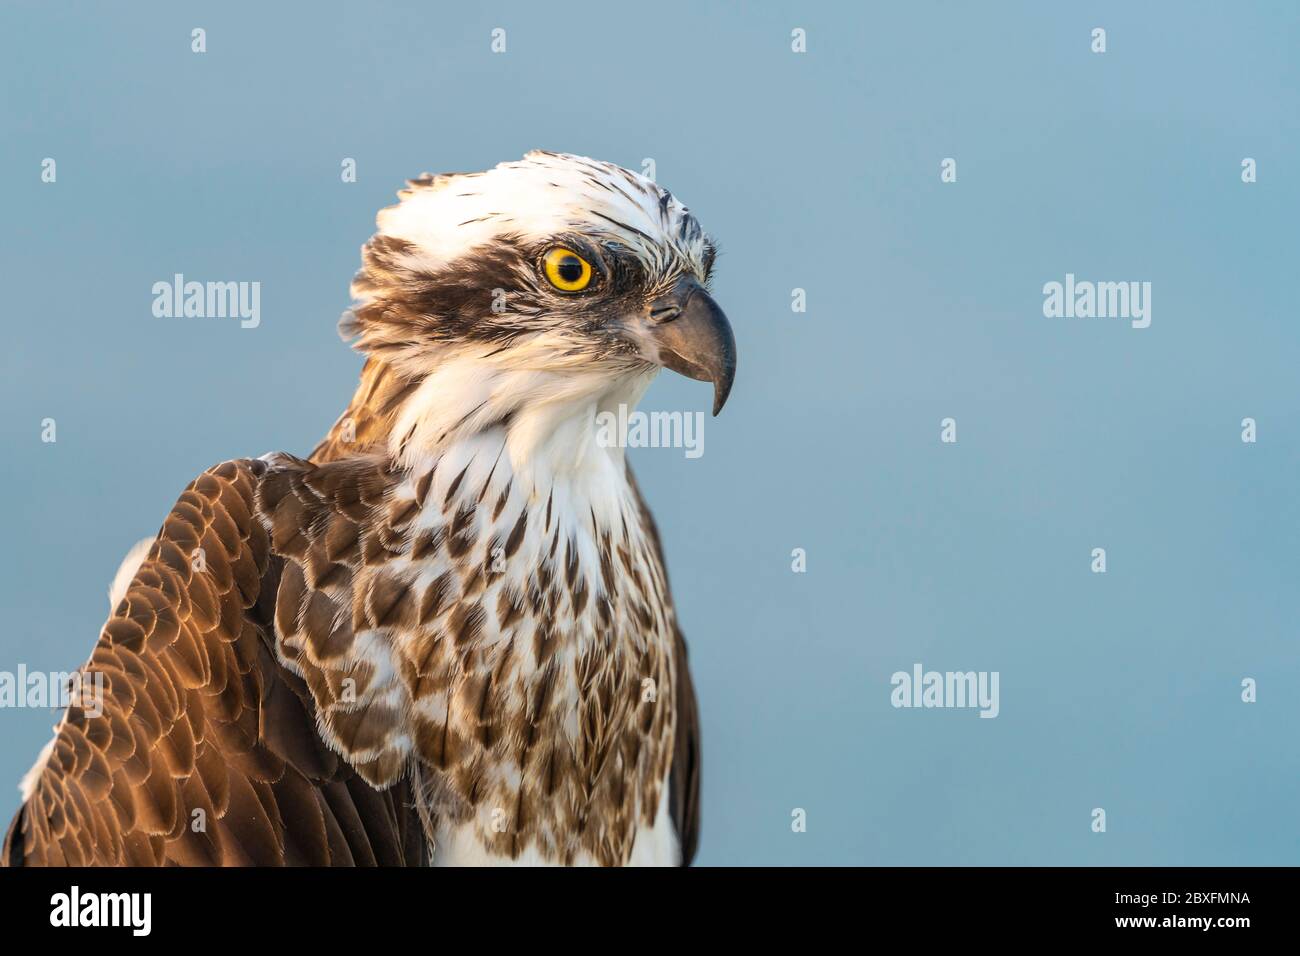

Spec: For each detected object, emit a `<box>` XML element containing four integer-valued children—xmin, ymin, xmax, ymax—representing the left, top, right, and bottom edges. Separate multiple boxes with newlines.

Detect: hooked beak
<box><xmin>643</xmin><ymin>277</ymin><xmax>737</xmax><ymax>415</ymax></box>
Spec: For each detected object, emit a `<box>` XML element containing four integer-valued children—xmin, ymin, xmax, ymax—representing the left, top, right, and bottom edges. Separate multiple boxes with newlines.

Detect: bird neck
<box><xmin>313</xmin><ymin>356</ymin><xmax>657</xmax><ymax>522</ymax></box>
<box><xmin>311</xmin><ymin>357</ymin><xmax>418</xmax><ymax>463</ymax></box>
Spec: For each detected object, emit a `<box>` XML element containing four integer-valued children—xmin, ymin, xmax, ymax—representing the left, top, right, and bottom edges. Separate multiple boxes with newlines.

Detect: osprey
<box><xmin>3</xmin><ymin>151</ymin><xmax>735</xmax><ymax>867</ymax></box>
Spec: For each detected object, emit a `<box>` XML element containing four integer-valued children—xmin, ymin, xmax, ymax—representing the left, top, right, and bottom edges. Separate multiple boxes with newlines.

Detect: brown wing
<box><xmin>668</xmin><ymin>624</ymin><xmax>702</xmax><ymax>865</ymax></box>
<box><xmin>2</xmin><ymin>459</ymin><xmax>424</xmax><ymax>866</ymax></box>
<box><xmin>626</xmin><ymin>465</ymin><xmax>702</xmax><ymax>866</ymax></box>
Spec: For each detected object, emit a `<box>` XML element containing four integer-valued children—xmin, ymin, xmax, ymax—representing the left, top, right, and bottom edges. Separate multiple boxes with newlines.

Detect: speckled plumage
<box><xmin>264</xmin><ymin>440</ymin><xmax>681</xmax><ymax>865</ymax></box>
<box><xmin>4</xmin><ymin>151</ymin><xmax>722</xmax><ymax>867</ymax></box>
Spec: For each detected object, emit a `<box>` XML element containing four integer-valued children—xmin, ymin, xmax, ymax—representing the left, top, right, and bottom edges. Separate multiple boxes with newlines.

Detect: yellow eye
<box><xmin>543</xmin><ymin>247</ymin><xmax>594</xmax><ymax>292</ymax></box>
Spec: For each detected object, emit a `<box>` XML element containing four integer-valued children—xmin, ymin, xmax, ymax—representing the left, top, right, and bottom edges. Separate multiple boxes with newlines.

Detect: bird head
<box><xmin>341</xmin><ymin>151</ymin><xmax>736</xmax><ymax>421</ymax></box>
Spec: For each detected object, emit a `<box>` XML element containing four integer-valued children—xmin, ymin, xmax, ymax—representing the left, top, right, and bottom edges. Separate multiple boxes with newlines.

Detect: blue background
<box><xmin>2</xmin><ymin>1</ymin><xmax>1297</xmax><ymax>865</ymax></box>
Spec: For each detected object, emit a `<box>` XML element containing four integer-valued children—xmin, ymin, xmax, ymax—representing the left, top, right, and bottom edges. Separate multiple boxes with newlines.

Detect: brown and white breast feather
<box><xmin>260</xmin><ymin>435</ymin><xmax>681</xmax><ymax>866</ymax></box>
